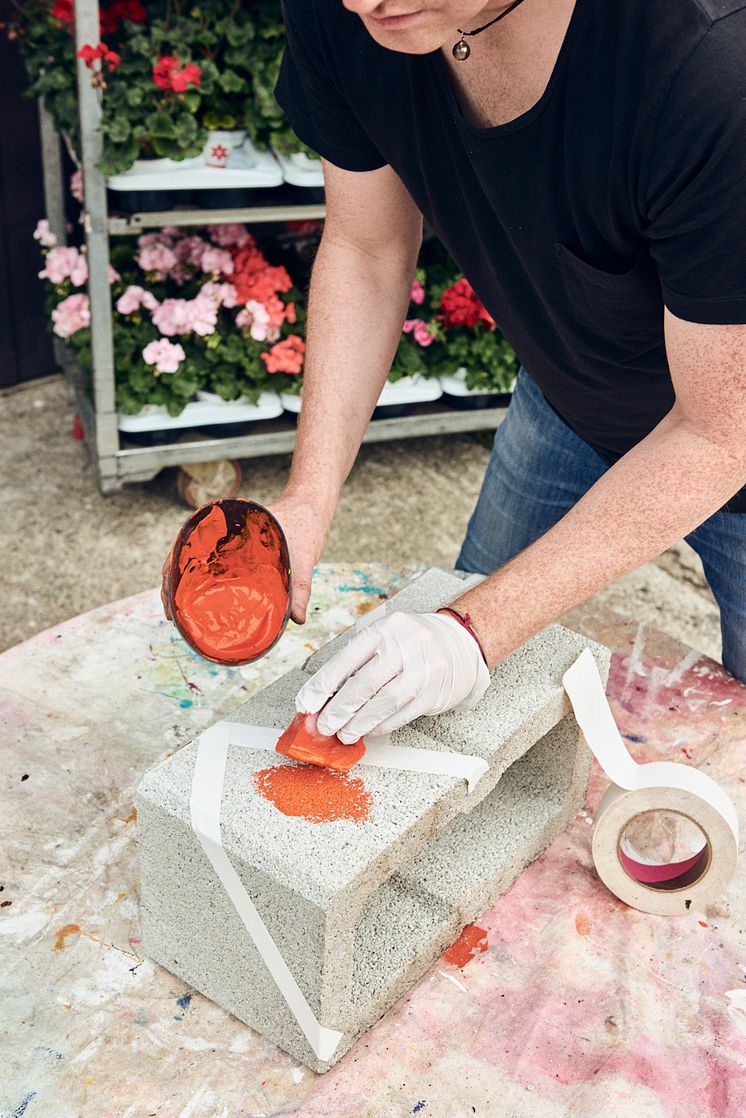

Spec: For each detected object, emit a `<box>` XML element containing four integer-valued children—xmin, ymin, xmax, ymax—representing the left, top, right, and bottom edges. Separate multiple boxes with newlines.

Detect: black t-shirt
<box><xmin>275</xmin><ymin>0</ymin><xmax>746</xmax><ymax>513</ymax></box>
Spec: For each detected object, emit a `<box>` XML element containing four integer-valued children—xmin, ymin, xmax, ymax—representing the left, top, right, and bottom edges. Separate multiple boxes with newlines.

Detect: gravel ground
<box><xmin>0</xmin><ymin>374</ymin><xmax>718</xmax><ymax>658</ymax></box>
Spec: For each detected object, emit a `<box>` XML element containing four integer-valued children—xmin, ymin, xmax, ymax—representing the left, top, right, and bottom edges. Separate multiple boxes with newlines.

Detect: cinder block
<box><xmin>136</xmin><ymin>571</ymin><xmax>610</xmax><ymax>1072</ymax></box>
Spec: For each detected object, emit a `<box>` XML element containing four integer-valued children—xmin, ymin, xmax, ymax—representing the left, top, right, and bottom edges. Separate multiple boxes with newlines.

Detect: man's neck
<box><xmin>439</xmin><ymin>0</ymin><xmax>578</xmax><ymax>129</ymax></box>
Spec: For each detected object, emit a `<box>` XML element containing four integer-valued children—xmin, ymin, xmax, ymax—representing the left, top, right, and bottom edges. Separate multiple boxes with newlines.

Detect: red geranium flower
<box><xmin>153</xmin><ymin>54</ymin><xmax>202</xmax><ymax>93</ymax></box>
<box><xmin>76</xmin><ymin>41</ymin><xmax>121</xmax><ymax>72</ymax></box>
<box><xmin>438</xmin><ymin>277</ymin><xmax>495</xmax><ymax>329</ymax></box>
<box><xmin>51</xmin><ymin>0</ymin><xmax>74</xmax><ymax>24</ymax></box>
<box><xmin>100</xmin><ymin>0</ymin><xmax>146</xmax><ymax>33</ymax></box>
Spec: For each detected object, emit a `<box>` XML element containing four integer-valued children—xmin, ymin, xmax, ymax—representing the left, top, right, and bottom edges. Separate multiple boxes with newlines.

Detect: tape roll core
<box><xmin>592</xmin><ymin>784</ymin><xmax>738</xmax><ymax>916</ymax></box>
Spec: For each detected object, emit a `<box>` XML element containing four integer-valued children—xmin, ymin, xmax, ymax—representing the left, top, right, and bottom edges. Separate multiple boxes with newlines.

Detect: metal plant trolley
<box><xmin>37</xmin><ymin>0</ymin><xmax>508</xmax><ymax>495</ymax></box>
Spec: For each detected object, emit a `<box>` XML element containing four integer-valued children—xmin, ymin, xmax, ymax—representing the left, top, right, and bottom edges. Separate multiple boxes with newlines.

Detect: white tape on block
<box><xmin>223</xmin><ymin>721</ymin><xmax>487</xmax><ymax>792</ymax></box>
<box><xmin>189</xmin><ymin>724</ymin><xmax>344</xmax><ymax>1063</ymax></box>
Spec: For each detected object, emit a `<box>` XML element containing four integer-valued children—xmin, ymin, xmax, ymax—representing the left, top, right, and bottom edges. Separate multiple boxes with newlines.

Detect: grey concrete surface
<box><xmin>136</xmin><ymin>569</ymin><xmax>609</xmax><ymax>1070</ymax></box>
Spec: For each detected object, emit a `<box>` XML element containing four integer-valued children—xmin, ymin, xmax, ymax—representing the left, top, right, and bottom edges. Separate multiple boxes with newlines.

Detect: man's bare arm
<box><xmin>269</xmin><ymin>158</ymin><xmax>423</xmax><ymax>621</ymax></box>
<box><xmin>450</xmin><ymin>312</ymin><xmax>746</xmax><ymax>667</ymax></box>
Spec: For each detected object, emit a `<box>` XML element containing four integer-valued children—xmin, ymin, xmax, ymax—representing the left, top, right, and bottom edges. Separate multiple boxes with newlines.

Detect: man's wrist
<box><xmin>281</xmin><ymin>480</ymin><xmax>338</xmax><ymax>527</ymax></box>
<box><xmin>436</xmin><ymin>605</ymin><xmax>489</xmax><ymax>667</ymax></box>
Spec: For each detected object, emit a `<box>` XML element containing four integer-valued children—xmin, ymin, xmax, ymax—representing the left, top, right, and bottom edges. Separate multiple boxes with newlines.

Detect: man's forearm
<box><xmin>284</xmin><ymin>232</ymin><xmax>418</xmax><ymax>524</ymax></box>
<box><xmin>452</xmin><ymin>408</ymin><xmax>746</xmax><ymax>668</ymax></box>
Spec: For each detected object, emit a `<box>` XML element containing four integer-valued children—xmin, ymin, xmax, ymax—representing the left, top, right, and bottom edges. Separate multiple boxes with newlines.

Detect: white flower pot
<box><xmin>118</xmin><ymin>391</ymin><xmax>282</xmax><ymax>433</ymax></box>
<box><xmin>273</xmin><ymin>148</ymin><xmax>324</xmax><ymax>188</ymax></box>
<box><xmin>378</xmin><ymin>374</ymin><xmax>443</xmax><ymax>407</ymax></box>
<box><xmin>202</xmin><ymin>130</ymin><xmax>248</xmax><ymax>169</ymax></box>
<box><xmin>281</xmin><ymin>375</ymin><xmax>441</xmax><ymax>418</ymax></box>
<box><xmin>439</xmin><ymin>367</ymin><xmax>515</xmax><ymax>410</ymax></box>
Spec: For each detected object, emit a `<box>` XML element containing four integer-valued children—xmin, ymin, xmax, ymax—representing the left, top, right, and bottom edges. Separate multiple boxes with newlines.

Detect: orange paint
<box><xmin>168</xmin><ymin>499</ymin><xmax>290</xmax><ymax>665</ymax></box>
<box><xmin>575</xmin><ymin>913</ymin><xmax>592</xmax><ymax>936</ymax></box>
<box><xmin>54</xmin><ymin>924</ymin><xmax>81</xmax><ymax>950</ymax></box>
<box><xmin>253</xmin><ymin>764</ymin><xmax>372</xmax><ymax>824</ymax></box>
<box><xmin>443</xmin><ymin>924</ymin><xmax>488</xmax><ymax>968</ymax></box>
<box><xmin>53</xmin><ymin>923</ymin><xmax>101</xmax><ymax>951</ymax></box>
<box><xmin>276</xmin><ymin>711</ymin><xmax>365</xmax><ymax>772</ymax></box>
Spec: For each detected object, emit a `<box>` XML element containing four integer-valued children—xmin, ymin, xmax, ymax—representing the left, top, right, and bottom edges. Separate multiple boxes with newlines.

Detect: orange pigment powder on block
<box><xmin>443</xmin><ymin>924</ymin><xmax>488</xmax><ymax>968</ymax></box>
<box><xmin>169</xmin><ymin>501</ymin><xmax>290</xmax><ymax>664</ymax></box>
<box><xmin>276</xmin><ymin>711</ymin><xmax>365</xmax><ymax>772</ymax></box>
<box><xmin>253</xmin><ymin>764</ymin><xmax>372</xmax><ymax>824</ymax></box>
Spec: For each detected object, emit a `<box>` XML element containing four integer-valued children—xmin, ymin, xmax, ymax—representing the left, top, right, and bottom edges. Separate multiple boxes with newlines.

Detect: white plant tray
<box><xmin>378</xmin><ymin>375</ymin><xmax>443</xmax><ymax>406</ymax></box>
<box><xmin>272</xmin><ymin>150</ymin><xmax>324</xmax><ymax>188</ymax></box>
<box><xmin>107</xmin><ymin>141</ymin><xmax>283</xmax><ymax>192</ymax></box>
<box><xmin>281</xmin><ymin>375</ymin><xmax>442</xmax><ymax>415</ymax></box>
<box><xmin>118</xmin><ymin>390</ymin><xmax>283</xmax><ymax>432</ymax></box>
<box><xmin>280</xmin><ymin>392</ymin><xmax>302</xmax><ymax>414</ymax></box>
<box><xmin>439</xmin><ymin>368</ymin><xmax>516</xmax><ymax>397</ymax></box>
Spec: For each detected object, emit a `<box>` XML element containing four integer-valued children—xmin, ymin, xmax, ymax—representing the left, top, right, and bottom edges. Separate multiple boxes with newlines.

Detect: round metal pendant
<box><xmin>452</xmin><ymin>37</ymin><xmax>470</xmax><ymax>61</ymax></box>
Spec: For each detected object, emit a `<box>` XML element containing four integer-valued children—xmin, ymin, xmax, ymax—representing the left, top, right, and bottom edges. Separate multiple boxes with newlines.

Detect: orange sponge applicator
<box><xmin>276</xmin><ymin>711</ymin><xmax>366</xmax><ymax>773</ymax></box>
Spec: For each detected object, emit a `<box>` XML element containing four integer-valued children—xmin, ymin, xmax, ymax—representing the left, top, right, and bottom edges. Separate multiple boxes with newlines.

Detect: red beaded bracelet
<box><xmin>436</xmin><ymin>605</ymin><xmax>489</xmax><ymax>667</ymax></box>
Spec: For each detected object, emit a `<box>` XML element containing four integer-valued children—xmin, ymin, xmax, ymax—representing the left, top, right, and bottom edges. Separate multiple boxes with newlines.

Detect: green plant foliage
<box><xmin>8</xmin><ymin>0</ymin><xmax>317</xmax><ymax>174</ymax></box>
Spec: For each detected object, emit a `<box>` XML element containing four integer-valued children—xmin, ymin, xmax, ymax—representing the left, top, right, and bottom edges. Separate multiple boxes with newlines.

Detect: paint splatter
<box><xmin>443</xmin><ymin>925</ymin><xmax>488</xmax><ymax>968</ymax></box>
<box><xmin>575</xmin><ymin>914</ymin><xmax>592</xmax><ymax>936</ymax></box>
<box><xmin>253</xmin><ymin>764</ymin><xmax>372</xmax><ymax>824</ymax></box>
<box><xmin>53</xmin><ymin>923</ymin><xmax>101</xmax><ymax>951</ymax></box>
<box><xmin>6</xmin><ymin>1092</ymin><xmax>37</xmax><ymax>1118</ymax></box>
<box><xmin>53</xmin><ymin>924</ymin><xmax>81</xmax><ymax>951</ymax></box>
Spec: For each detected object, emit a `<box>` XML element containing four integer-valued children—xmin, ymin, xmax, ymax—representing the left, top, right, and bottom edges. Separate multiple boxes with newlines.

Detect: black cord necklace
<box><xmin>452</xmin><ymin>0</ymin><xmax>532</xmax><ymax>61</ymax></box>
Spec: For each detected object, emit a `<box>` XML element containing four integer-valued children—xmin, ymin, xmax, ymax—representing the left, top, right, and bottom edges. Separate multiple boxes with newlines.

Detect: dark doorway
<box><xmin>0</xmin><ymin>2</ymin><xmax>61</xmax><ymax>388</ymax></box>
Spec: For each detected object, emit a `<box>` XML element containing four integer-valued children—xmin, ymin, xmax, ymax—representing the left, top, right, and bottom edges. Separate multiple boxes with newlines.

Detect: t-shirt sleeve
<box><xmin>273</xmin><ymin>0</ymin><xmax>387</xmax><ymax>173</ymax></box>
<box><xmin>643</xmin><ymin>12</ymin><xmax>746</xmax><ymax>324</ymax></box>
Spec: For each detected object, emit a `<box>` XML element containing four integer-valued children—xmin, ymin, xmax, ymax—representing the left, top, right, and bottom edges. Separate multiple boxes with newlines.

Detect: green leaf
<box><xmin>145</xmin><ymin>111</ymin><xmax>176</xmax><ymax>138</ymax></box>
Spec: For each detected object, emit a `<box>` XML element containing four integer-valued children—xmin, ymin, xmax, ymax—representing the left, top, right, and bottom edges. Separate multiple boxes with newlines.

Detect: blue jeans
<box><xmin>456</xmin><ymin>367</ymin><xmax>746</xmax><ymax>683</ymax></box>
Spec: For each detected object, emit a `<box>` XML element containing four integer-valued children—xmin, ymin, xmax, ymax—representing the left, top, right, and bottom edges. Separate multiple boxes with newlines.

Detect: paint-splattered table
<box><xmin>2</xmin><ymin>563</ymin><xmax>746</xmax><ymax>1118</ymax></box>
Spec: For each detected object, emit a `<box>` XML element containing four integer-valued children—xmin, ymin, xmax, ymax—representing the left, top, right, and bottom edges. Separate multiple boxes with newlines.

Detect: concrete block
<box><xmin>136</xmin><ymin>570</ymin><xmax>610</xmax><ymax>1072</ymax></box>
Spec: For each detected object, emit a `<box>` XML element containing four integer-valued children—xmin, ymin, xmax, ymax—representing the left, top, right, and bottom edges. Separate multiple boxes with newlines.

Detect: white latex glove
<box><xmin>295</xmin><ymin>610</ymin><xmax>491</xmax><ymax>744</ymax></box>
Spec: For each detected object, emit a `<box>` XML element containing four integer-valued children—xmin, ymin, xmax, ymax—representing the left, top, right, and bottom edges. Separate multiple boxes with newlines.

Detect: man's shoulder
<box><xmin>688</xmin><ymin>0</ymin><xmax>746</xmax><ymax>24</ymax></box>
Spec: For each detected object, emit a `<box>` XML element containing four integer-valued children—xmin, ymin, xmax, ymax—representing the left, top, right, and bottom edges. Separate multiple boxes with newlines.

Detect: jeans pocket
<box><xmin>555</xmin><ymin>242</ymin><xmax>665</xmax><ymax>365</ymax></box>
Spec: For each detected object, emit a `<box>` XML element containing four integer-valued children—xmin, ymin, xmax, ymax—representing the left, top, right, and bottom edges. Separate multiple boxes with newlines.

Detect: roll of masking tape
<box><xmin>563</xmin><ymin>650</ymin><xmax>739</xmax><ymax>916</ymax></box>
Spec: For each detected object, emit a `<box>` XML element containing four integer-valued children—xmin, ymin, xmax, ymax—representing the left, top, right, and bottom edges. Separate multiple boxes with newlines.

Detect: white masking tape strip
<box><xmin>353</xmin><ymin>598</ymin><xmax>389</xmax><ymax>633</ymax></box>
<box><xmin>189</xmin><ymin>724</ymin><xmax>344</xmax><ymax>1063</ymax></box>
<box><xmin>362</xmin><ymin>733</ymin><xmax>489</xmax><ymax>794</ymax></box>
<box><xmin>562</xmin><ymin>648</ymin><xmax>739</xmax><ymax>915</ymax></box>
<box><xmin>221</xmin><ymin>721</ymin><xmax>487</xmax><ymax>794</ymax></box>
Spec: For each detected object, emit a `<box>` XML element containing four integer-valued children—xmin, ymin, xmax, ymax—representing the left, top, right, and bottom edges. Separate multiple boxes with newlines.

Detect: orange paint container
<box><xmin>166</xmin><ymin>498</ymin><xmax>291</xmax><ymax>666</ymax></box>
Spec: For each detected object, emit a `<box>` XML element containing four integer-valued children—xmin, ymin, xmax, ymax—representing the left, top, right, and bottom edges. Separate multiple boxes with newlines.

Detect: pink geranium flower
<box><xmin>201</xmin><ymin>281</ymin><xmax>238</xmax><ymax>308</ymax></box>
<box><xmin>116</xmin><ymin>285</ymin><xmax>160</xmax><ymax>315</ymax></box>
<box><xmin>39</xmin><ymin>246</ymin><xmax>87</xmax><ymax>285</ymax></box>
<box><xmin>52</xmin><ymin>293</ymin><xmax>90</xmax><ymax>337</ymax></box>
<box><xmin>200</xmin><ymin>245</ymin><xmax>234</xmax><ymax>276</ymax></box>
<box><xmin>208</xmin><ymin>223</ymin><xmax>251</xmax><ymax>248</ymax></box>
<box><xmin>142</xmin><ymin>338</ymin><xmax>186</xmax><ymax>374</ymax></box>
<box><xmin>69</xmin><ymin>169</ymin><xmax>84</xmax><ymax>203</ymax></box>
<box><xmin>410</xmin><ymin>279</ymin><xmax>425</xmax><ymax>305</ymax></box>
<box><xmin>151</xmin><ymin>292</ymin><xmax>217</xmax><ymax>337</ymax></box>
<box><xmin>174</xmin><ymin>235</ymin><xmax>209</xmax><ymax>266</ymax></box>
<box><xmin>136</xmin><ymin>240</ymin><xmax>179</xmax><ymax>278</ymax></box>
<box><xmin>33</xmin><ymin>219</ymin><xmax>57</xmax><ymax>248</ymax></box>
<box><xmin>403</xmin><ymin>318</ymin><xmax>435</xmax><ymax>347</ymax></box>
<box><xmin>236</xmin><ymin>300</ymin><xmax>271</xmax><ymax>341</ymax></box>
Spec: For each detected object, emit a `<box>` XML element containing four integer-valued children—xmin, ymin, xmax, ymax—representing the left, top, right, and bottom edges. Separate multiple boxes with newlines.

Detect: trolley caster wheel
<box><xmin>176</xmin><ymin>457</ymin><xmax>242</xmax><ymax>509</ymax></box>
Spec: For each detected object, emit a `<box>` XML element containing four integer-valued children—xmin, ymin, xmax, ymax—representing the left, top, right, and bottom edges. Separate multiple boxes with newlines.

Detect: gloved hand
<box><xmin>295</xmin><ymin>609</ymin><xmax>491</xmax><ymax>744</ymax></box>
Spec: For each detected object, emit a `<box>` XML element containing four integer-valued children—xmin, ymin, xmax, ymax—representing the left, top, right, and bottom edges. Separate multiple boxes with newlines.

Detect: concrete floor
<box><xmin>0</xmin><ymin>375</ymin><xmax>722</xmax><ymax>660</ymax></box>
